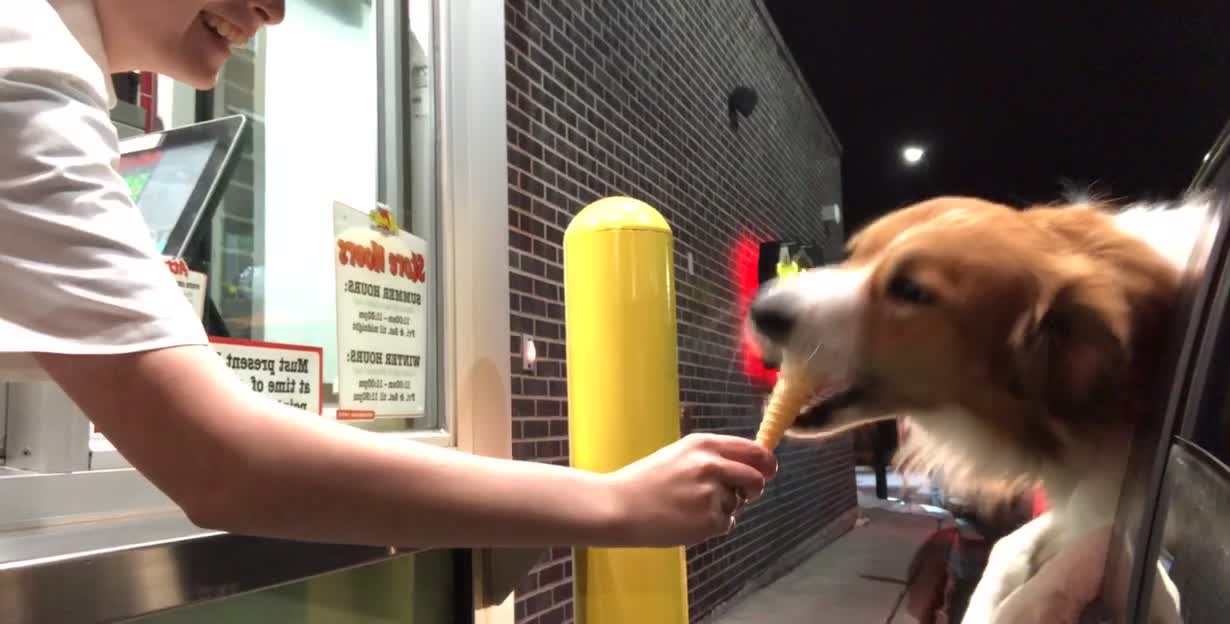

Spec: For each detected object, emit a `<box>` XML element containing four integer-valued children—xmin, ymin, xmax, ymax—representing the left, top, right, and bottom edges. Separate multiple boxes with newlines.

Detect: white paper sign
<box><xmin>332</xmin><ymin>201</ymin><xmax>428</xmax><ymax>419</ymax></box>
<box><xmin>209</xmin><ymin>337</ymin><xmax>323</xmax><ymax>414</ymax></box>
<box><xmin>164</xmin><ymin>257</ymin><xmax>208</xmax><ymax>319</ymax></box>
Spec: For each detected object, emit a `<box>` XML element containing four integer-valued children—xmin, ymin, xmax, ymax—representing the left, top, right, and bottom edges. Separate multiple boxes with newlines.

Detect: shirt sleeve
<box><xmin>0</xmin><ymin>29</ymin><xmax>209</xmax><ymax>367</ymax></box>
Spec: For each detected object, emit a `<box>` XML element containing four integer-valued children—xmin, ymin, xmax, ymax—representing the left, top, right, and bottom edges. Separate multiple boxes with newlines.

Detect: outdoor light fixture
<box><xmin>521</xmin><ymin>334</ymin><xmax>537</xmax><ymax>372</ymax></box>
<box><xmin>902</xmin><ymin>145</ymin><xmax>925</xmax><ymax>165</ymax></box>
<box><xmin>728</xmin><ymin>85</ymin><xmax>759</xmax><ymax>132</ymax></box>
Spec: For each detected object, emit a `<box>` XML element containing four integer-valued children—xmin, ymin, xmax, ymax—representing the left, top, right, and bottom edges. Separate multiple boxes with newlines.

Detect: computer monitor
<box><xmin>116</xmin><ymin>114</ymin><xmax>247</xmax><ymax>258</ymax></box>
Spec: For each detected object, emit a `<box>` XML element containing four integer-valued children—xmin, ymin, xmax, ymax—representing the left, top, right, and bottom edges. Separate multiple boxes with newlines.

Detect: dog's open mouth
<box><xmin>791</xmin><ymin>383</ymin><xmax>869</xmax><ymax>433</ymax></box>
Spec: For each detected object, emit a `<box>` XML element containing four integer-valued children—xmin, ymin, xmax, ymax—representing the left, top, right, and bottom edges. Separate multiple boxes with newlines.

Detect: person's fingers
<box><xmin>707</xmin><ymin>456</ymin><xmax>768</xmax><ymax>501</ymax></box>
<box><xmin>702</xmin><ymin>434</ymin><xmax>778</xmax><ymax>479</ymax></box>
<box><xmin>707</xmin><ymin>508</ymin><xmax>739</xmax><ymax>538</ymax></box>
<box><xmin>707</xmin><ymin>488</ymin><xmax>742</xmax><ymax>537</ymax></box>
<box><xmin>734</xmin><ymin>488</ymin><xmax>748</xmax><ymax>512</ymax></box>
<box><xmin>717</xmin><ymin>485</ymin><xmax>740</xmax><ymax>516</ymax></box>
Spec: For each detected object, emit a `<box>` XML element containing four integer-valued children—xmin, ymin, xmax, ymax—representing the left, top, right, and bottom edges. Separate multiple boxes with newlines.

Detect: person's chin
<box><xmin>177</xmin><ymin>63</ymin><xmax>225</xmax><ymax>91</ymax></box>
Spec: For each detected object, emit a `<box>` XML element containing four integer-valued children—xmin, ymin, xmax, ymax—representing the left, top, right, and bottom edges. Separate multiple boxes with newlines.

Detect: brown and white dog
<box><xmin>747</xmin><ymin>194</ymin><xmax>1216</xmax><ymax>623</ymax></box>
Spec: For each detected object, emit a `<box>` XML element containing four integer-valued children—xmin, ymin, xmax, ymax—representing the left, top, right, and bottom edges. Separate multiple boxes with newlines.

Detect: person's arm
<box><xmin>3</xmin><ymin>23</ymin><xmax>774</xmax><ymax>550</ymax></box>
<box><xmin>37</xmin><ymin>345</ymin><xmax>775</xmax><ymax>548</ymax></box>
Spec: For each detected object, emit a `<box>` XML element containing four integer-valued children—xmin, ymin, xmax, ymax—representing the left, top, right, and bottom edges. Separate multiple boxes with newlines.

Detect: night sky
<box><xmin>764</xmin><ymin>2</ymin><xmax>1230</xmax><ymax>234</ymax></box>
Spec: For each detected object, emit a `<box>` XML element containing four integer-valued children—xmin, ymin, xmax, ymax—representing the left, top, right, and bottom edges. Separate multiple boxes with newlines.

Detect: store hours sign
<box><xmin>332</xmin><ymin>201</ymin><xmax>428</xmax><ymax>419</ymax></box>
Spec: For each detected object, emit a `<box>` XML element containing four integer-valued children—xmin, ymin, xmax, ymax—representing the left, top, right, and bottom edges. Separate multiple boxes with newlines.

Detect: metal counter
<box><xmin>0</xmin><ymin>511</ymin><xmax>417</xmax><ymax>624</ymax></box>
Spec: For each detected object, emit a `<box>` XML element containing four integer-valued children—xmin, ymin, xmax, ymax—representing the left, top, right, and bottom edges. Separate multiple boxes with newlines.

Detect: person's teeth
<box><xmin>202</xmin><ymin>13</ymin><xmax>247</xmax><ymax>47</ymax></box>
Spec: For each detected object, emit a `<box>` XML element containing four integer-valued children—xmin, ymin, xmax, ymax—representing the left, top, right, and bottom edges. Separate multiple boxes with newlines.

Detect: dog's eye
<box><xmin>886</xmin><ymin>274</ymin><xmax>935</xmax><ymax>305</ymax></box>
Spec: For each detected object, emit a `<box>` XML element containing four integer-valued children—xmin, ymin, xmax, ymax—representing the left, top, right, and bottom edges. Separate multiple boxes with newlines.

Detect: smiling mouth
<box><xmin>202</xmin><ymin>12</ymin><xmax>249</xmax><ymax>47</ymax></box>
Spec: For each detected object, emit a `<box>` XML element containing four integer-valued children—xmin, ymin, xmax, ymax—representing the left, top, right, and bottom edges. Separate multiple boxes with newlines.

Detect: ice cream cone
<box><xmin>756</xmin><ymin>369</ymin><xmax>812</xmax><ymax>450</ymax></box>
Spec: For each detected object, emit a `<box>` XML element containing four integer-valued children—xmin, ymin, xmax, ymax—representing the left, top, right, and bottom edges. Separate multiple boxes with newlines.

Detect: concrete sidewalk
<box><xmin>713</xmin><ymin>499</ymin><xmax>955</xmax><ymax>624</ymax></box>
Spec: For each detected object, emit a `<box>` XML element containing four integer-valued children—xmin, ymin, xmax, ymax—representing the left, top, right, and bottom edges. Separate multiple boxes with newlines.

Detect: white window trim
<box><xmin>0</xmin><ymin>0</ymin><xmax>511</xmax><ymax>545</ymax></box>
<box><xmin>438</xmin><ymin>0</ymin><xmax>512</xmax><ymax>461</ymax></box>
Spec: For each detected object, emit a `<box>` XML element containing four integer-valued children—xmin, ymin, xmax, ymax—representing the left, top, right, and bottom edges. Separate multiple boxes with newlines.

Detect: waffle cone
<box><xmin>756</xmin><ymin>370</ymin><xmax>811</xmax><ymax>450</ymax></box>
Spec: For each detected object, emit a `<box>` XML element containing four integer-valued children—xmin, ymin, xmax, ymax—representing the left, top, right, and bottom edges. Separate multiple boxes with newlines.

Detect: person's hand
<box><xmin>601</xmin><ymin>433</ymin><xmax>778</xmax><ymax>547</ymax></box>
<box><xmin>989</xmin><ymin>526</ymin><xmax>1111</xmax><ymax>624</ymax></box>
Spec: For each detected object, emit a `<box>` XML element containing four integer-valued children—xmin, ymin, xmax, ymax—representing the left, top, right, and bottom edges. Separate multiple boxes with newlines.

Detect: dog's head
<box><xmin>748</xmin><ymin>196</ymin><xmax>1181</xmax><ymax>492</ymax></box>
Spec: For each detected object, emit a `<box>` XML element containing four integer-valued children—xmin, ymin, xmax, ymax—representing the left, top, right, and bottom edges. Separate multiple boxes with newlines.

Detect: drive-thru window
<box><xmin>0</xmin><ymin>2</ymin><xmax>518</xmax><ymax>622</ymax></box>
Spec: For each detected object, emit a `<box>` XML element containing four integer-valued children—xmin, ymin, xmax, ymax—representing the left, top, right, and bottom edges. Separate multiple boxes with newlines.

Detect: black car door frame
<box><xmin>1112</xmin><ymin>118</ymin><xmax>1230</xmax><ymax>622</ymax></box>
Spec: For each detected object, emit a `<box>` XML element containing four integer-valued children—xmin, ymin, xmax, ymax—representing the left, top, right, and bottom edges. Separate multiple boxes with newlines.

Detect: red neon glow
<box><xmin>730</xmin><ymin>229</ymin><xmax>779</xmax><ymax>389</ymax></box>
<box><xmin>1031</xmin><ymin>487</ymin><xmax>1050</xmax><ymax>517</ymax></box>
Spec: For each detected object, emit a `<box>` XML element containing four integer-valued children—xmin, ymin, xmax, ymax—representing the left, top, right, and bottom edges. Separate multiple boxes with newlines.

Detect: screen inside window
<box><xmin>118</xmin><ymin>140</ymin><xmax>217</xmax><ymax>254</ymax></box>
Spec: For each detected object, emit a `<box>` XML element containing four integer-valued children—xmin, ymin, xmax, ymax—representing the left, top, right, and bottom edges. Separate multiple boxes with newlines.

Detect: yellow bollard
<box><xmin>564</xmin><ymin>196</ymin><xmax>689</xmax><ymax>624</ymax></box>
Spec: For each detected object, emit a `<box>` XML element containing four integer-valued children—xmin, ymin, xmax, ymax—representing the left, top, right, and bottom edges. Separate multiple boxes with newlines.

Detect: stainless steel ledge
<box><xmin>0</xmin><ymin>512</ymin><xmax>419</xmax><ymax>624</ymax></box>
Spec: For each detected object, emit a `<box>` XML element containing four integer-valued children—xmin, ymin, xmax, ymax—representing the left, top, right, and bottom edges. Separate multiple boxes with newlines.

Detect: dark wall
<box><xmin>504</xmin><ymin>1</ymin><xmax>856</xmax><ymax>621</ymax></box>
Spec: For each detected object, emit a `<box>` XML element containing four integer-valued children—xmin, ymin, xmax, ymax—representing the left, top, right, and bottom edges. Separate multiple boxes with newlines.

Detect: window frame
<box><xmin>1118</xmin><ymin>153</ymin><xmax>1230</xmax><ymax>622</ymax></box>
<box><xmin>1094</xmin><ymin>120</ymin><xmax>1230</xmax><ymax>623</ymax></box>
<box><xmin>0</xmin><ymin>0</ymin><xmax>512</xmax><ymax>552</ymax></box>
<box><xmin>82</xmin><ymin>0</ymin><xmax>451</xmax><ymax>473</ymax></box>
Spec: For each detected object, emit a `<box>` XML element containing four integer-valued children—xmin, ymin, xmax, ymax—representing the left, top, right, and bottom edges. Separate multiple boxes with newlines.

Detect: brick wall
<box><xmin>504</xmin><ymin>1</ymin><xmax>856</xmax><ymax>622</ymax></box>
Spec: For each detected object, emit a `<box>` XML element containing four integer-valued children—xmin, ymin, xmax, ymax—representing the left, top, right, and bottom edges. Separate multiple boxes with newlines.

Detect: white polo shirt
<box><xmin>0</xmin><ymin>0</ymin><xmax>209</xmax><ymax>381</ymax></box>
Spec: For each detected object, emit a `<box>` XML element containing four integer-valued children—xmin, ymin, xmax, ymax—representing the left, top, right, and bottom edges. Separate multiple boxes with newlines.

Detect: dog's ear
<box><xmin>1012</xmin><ymin>275</ymin><xmax>1130</xmax><ymax>417</ymax></box>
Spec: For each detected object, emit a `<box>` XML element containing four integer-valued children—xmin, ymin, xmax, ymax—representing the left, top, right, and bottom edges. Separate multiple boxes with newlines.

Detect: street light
<box><xmin>902</xmin><ymin>145</ymin><xmax>925</xmax><ymax>166</ymax></box>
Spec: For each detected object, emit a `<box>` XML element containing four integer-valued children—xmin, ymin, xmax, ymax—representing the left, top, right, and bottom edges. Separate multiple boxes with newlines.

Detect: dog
<box><xmin>746</xmin><ymin>194</ymin><xmax>1215</xmax><ymax>623</ymax></box>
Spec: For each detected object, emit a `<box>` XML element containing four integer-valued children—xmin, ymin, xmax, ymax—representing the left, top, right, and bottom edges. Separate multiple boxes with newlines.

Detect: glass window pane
<box><xmin>189</xmin><ymin>0</ymin><xmax>440</xmax><ymax>433</ymax></box>
<box><xmin>91</xmin><ymin>1</ymin><xmax>441</xmax><ymax>457</ymax></box>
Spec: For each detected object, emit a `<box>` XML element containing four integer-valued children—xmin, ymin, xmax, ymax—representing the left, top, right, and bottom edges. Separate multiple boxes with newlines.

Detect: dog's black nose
<box><xmin>750</xmin><ymin>290</ymin><xmax>797</xmax><ymax>343</ymax></box>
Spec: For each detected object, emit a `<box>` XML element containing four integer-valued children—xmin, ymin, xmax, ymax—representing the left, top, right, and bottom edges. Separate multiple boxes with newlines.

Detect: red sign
<box><xmin>208</xmin><ymin>337</ymin><xmax>324</xmax><ymax>415</ymax></box>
